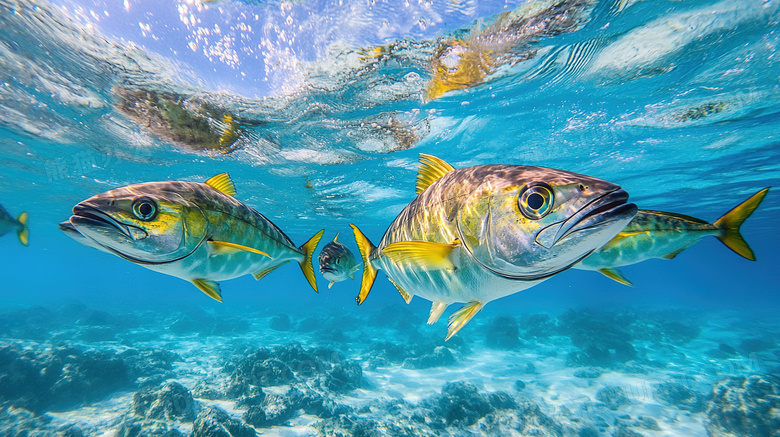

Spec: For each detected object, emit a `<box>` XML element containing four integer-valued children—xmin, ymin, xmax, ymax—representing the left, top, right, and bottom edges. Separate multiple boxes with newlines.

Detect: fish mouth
<box><xmin>70</xmin><ymin>204</ymin><xmax>144</xmax><ymax>241</ymax></box>
<box><xmin>320</xmin><ymin>266</ymin><xmax>338</xmax><ymax>274</ymax></box>
<box><xmin>536</xmin><ymin>189</ymin><xmax>637</xmax><ymax>248</ymax></box>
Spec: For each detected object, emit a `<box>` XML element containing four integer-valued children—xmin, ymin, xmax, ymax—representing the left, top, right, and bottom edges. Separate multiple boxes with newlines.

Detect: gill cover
<box><xmin>457</xmin><ymin>170</ymin><xmax>630</xmax><ymax>279</ymax></box>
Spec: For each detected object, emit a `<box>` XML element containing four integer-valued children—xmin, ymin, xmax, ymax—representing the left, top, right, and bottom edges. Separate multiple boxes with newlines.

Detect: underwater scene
<box><xmin>1</xmin><ymin>0</ymin><xmax>780</xmax><ymax>435</ymax></box>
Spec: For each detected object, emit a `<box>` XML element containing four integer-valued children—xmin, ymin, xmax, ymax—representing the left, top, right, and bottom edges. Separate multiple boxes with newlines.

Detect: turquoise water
<box><xmin>1</xmin><ymin>0</ymin><xmax>779</xmax><ymax>435</ymax></box>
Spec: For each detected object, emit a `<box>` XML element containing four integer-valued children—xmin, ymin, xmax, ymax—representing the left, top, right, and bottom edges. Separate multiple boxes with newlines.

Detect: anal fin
<box><xmin>428</xmin><ymin>301</ymin><xmax>448</xmax><ymax>325</ymax></box>
<box><xmin>387</xmin><ymin>277</ymin><xmax>413</xmax><ymax>304</ymax></box>
<box><xmin>598</xmin><ymin>268</ymin><xmax>633</xmax><ymax>287</ymax></box>
<box><xmin>192</xmin><ymin>279</ymin><xmax>223</xmax><ymax>302</ymax></box>
<box><xmin>446</xmin><ymin>301</ymin><xmax>484</xmax><ymax>341</ymax></box>
<box><xmin>662</xmin><ymin>248</ymin><xmax>686</xmax><ymax>260</ymax></box>
<box><xmin>253</xmin><ymin>261</ymin><xmax>289</xmax><ymax>280</ymax></box>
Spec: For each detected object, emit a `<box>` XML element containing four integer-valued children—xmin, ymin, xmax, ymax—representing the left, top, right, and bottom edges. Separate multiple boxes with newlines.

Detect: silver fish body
<box><xmin>575</xmin><ymin>188</ymin><xmax>769</xmax><ymax>286</ymax></box>
<box><xmin>318</xmin><ymin>235</ymin><xmax>360</xmax><ymax>288</ymax></box>
<box><xmin>351</xmin><ymin>154</ymin><xmax>637</xmax><ymax>339</ymax></box>
<box><xmin>61</xmin><ymin>174</ymin><xmax>323</xmax><ymax>301</ymax></box>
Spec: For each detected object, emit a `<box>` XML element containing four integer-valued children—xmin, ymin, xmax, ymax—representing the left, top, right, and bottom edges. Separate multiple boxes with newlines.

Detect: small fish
<box><xmin>318</xmin><ymin>233</ymin><xmax>361</xmax><ymax>289</ymax></box>
<box><xmin>351</xmin><ymin>154</ymin><xmax>637</xmax><ymax>340</ymax></box>
<box><xmin>0</xmin><ymin>203</ymin><xmax>28</xmax><ymax>246</ymax></box>
<box><xmin>575</xmin><ymin>188</ymin><xmax>770</xmax><ymax>286</ymax></box>
<box><xmin>61</xmin><ymin>173</ymin><xmax>323</xmax><ymax>301</ymax></box>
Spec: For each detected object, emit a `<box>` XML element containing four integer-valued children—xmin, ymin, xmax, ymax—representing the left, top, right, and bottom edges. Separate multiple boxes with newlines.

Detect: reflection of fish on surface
<box><xmin>114</xmin><ymin>87</ymin><xmax>243</xmax><ymax>154</ymax></box>
<box><xmin>0</xmin><ymin>203</ymin><xmax>28</xmax><ymax>246</ymax></box>
<box><xmin>350</xmin><ymin>153</ymin><xmax>637</xmax><ymax>339</ymax></box>
<box><xmin>60</xmin><ymin>173</ymin><xmax>323</xmax><ymax>301</ymax></box>
<box><xmin>318</xmin><ymin>233</ymin><xmax>361</xmax><ymax>289</ymax></box>
<box><xmin>424</xmin><ymin>0</ymin><xmax>592</xmax><ymax>100</ymax></box>
<box><xmin>576</xmin><ymin>188</ymin><xmax>770</xmax><ymax>286</ymax></box>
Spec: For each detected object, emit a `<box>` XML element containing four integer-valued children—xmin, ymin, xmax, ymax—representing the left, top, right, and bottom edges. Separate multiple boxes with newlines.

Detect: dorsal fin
<box><xmin>333</xmin><ymin>233</ymin><xmax>339</xmax><ymax>243</ymax></box>
<box><xmin>416</xmin><ymin>153</ymin><xmax>455</xmax><ymax>194</ymax></box>
<box><xmin>205</xmin><ymin>173</ymin><xmax>236</xmax><ymax>197</ymax></box>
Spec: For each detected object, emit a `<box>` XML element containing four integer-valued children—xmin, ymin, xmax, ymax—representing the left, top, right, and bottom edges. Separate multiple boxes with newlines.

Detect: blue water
<box><xmin>1</xmin><ymin>0</ymin><xmax>779</xmax><ymax>435</ymax></box>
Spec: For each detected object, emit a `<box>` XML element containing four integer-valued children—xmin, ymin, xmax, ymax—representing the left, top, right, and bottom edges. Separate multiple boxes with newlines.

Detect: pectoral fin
<box><xmin>428</xmin><ymin>301</ymin><xmax>448</xmax><ymax>325</ymax></box>
<box><xmin>446</xmin><ymin>301</ymin><xmax>484</xmax><ymax>341</ymax></box>
<box><xmin>598</xmin><ymin>268</ymin><xmax>633</xmax><ymax>287</ymax></box>
<box><xmin>253</xmin><ymin>261</ymin><xmax>289</xmax><ymax>280</ymax></box>
<box><xmin>383</xmin><ymin>240</ymin><xmax>459</xmax><ymax>270</ymax></box>
<box><xmin>208</xmin><ymin>240</ymin><xmax>271</xmax><ymax>258</ymax></box>
<box><xmin>192</xmin><ymin>279</ymin><xmax>223</xmax><ymax>302</ymax></box>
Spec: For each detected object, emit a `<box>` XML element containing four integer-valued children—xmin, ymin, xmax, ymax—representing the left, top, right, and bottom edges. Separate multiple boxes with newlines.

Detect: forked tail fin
<box><xmin>17</xmin><ymin>212</ymin><xmax>28</xmax><ymax>246</ymax></box>
<box><xmin>713</xmin><ymin>188</ymin><xmax>769</xmax><ymax>261</ymax></box>
<box><xmin>350</xmin><ymin>223</ymin><xmax>377</xmax><ymax>305</ymax></box>
<box><xmin>299</xmin><ymin>230</ymin><xmax>324</xmax><ymax>292</ymax></box>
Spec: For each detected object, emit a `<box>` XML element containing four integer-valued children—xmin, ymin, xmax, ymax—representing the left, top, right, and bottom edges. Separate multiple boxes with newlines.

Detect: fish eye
<box><xmin>132</xmin><ymin>197</ymin><xmax>158</xmax><ymax>221</ymax></box>
<box><xmin>518</xmin><ymin>183</ymin><xmax>554</xmax><ymax>220</ymax></box>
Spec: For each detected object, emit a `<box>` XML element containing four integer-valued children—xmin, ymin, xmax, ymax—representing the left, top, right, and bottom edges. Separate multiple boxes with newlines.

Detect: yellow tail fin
<box><xmin>713</xmin><ymin>188</ymin><xmax>769</xmax><ymax>261</ymax></box>
<box><xmin>17</xmin><ymin>212</ymin><xmax>28</xmax><ymax>246</ymax></box>
<box><xmin>298</xmin><ymin>230</ymin><xmax>324</xmax><ymax>293</ymax></box>
<box><xmin>350</xmin><ymin>224</ymin><xmax>378</xmax><ymax>305</ymax></box>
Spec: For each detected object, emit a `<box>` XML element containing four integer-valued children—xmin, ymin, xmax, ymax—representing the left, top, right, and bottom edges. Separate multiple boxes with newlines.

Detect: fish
<box><xmin>318</xmin><ymin>233</ymin><xmax>361</xmax><ymax>289</ymax></box>
<box><xmin>0</xmin><ymin>203</ymin><xmax>28</xmax><ymax>246</ymax></box>
<box><xmin>350</xmin><ymin>153</ymin><xmax>637</xmax><ymax>339</ymax></box>
<box><xmin>575</xmin><ymin>188</ymin><xmax>770</xmax><ymax>286</ymax></box>
<box><xmin>60</xmin><ymin>173</ymin><xmax>324</xmax><ymax>301</ymax></box>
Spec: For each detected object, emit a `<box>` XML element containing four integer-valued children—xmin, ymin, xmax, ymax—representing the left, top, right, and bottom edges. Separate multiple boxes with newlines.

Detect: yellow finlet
<box><xmin>383</xmin><ymin>240</ymin><xmax>459</xmax><ymax>270</ymax></box>
<box><xmin>208</xmin><ymin>240</ymin><xmax>271</xmax><ymax>258</ymax></box>
<box><xmin>350</xmin><ymin>223</ymin><xmax>378</xmax><ymax>305</ymax></box>
<box><xmin>205</xmin><ymin>173</ymin><xmax>237</xmax><ymax>197</ymax></box>
<box><xmin>416</xmin><ymin>153</ymin><xmax>455</xmax><ymax>194</ymax></box>
<box><xmin>713</xmin><ymin>187</ymin><xmax>769</xmax><ymax>261</ymax></box>
<box><xmin>328</xmin><ymin>281</ymin><xmax>335</xmax><ymax>289</ymax></box>
<box><xmin>446</xmin><ymin>301</ymin><xmax>484</xmax><ymax>341</ymax></box>
<box><xmin>598</xmin><ymin>268</ymin><xmax>634</xmax><ymax>287</ymax></box>
<box><xmin>17</xmin><ymin>212</ymin><xmax>28</xmax><ymax>246</ymax></box>
<box><xmin>298</xmin><ymin>229</ymin><xmax>324</xmax><ymax>293</ymax></box>
<box><xmin>428</xmin><ymin>301</ymin><xmax>448</xmax><ymax>325</ymax></box>
<box><xmin>253</xmin><ymin>261</ymin><xmax>289</xmax><ymax>281</ymax></box>
<box><xmin>333</xmin><ymin>233</ymin><xmax>339</xmax><ymax>243</ymax></box>
<box><xmin>388</xmin><ymin>277</ymin><xmax>413</xmax><ymax>304</ymax></box>
<box><xmin>192</xmin><ymin>279</ymin><xmax>222</xmax><ymax>302</ymax></box>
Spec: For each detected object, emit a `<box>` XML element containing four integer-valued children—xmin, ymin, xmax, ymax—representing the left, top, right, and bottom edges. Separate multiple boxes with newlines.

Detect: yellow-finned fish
<box><xmin>318</xmin><ymin>233</ymin><xmax>361</xmax><ymax>289</ymax></box>
<box><xmin>0</xmin><ymin>203</ymin><xmax>28</xmax><ymax>246</ymax></box>
<box><xmin>575</xmin><ymin>188</ymin><xmax>770</xmax><ymax>286</ymax></box>
<box><xmin>60</xmin><ymin>173</ymin><xmax>323</xmax><ymax>301</ymax></box>
<box><xmin>350</xmin><ymin>154</ymin><xmax>637</xmax><ymax>340</ymax></box>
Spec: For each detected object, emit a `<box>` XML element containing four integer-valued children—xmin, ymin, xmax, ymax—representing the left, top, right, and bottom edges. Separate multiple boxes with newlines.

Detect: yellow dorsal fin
<box><xmin>208</xmin><ymin>240</ymin><xmax>270</xmax><ymax>258</ymax></box>
<box><xmin>598</xmin><ymin>268</ymin><xmax>634</xmax><ymax>287</ymax></box>
<box><xmin>428</xmin><ymin>301</ymin><xmax>448</xmax><ymax>325</ymax></box>
<box><xmin>446</xmin><ymin>301</ymin><xmax>484</xmax><ymax>341</ymax></box>
<box><xmin>382</xmin><ymin>240</ymin><xmax>459</xmax><ymax>270</ymax></box>
<box><xmin>416</xmin><ymin>153</ymin><xmax>455</xmax><ymax>194</ymax></box>
<box><xmin>192</xmin><ymin>279</ymin><xmax>222</xmax><ymax>302</ymax></box>
<box><xmin>387</xmin><ymin>277</ymin><xmax>413</xmax><ymax>304</ymax></box>
<box><xmin>205</xmin><ymin>173</ymin><xmax>236</xmax><ymax>197</ymax></box>
<box><xmin>333</xmin><ymin>233</ymin><xmax>339</xmax><ymax>243</ymax></box>
<box><xmin>253</xmin><ymin>261</ymin><xmax>289</xmax><ymax>281</ymax></box>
